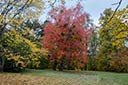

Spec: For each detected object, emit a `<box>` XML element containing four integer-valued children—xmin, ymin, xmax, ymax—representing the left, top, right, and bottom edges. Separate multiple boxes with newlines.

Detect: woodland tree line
<box><xmin>0</xmin><ymin>0</ymin><xmax>128</xmax><ymax>72</ymax></box>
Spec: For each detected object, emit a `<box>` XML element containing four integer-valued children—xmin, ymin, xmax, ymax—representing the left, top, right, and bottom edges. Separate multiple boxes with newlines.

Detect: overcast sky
<box><xmin>39</xmin><ymin>0</ymin><xmax>128</xmax><ymax>25</ymax></box>
<box><xmin>81</xmin><ymin>0</ymin><xmax>128</xmax><ymax>25</ymax></box>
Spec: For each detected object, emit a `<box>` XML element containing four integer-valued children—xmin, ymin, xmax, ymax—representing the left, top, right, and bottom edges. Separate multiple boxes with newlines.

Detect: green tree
<box><xmin>87</xmin><ymin>29</ymin><xmax>98</xmax><ymax>70</ymax></box>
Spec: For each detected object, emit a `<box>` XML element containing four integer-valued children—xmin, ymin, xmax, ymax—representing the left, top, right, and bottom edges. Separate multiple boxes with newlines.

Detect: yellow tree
<box><xmin>99</xmin><ymin>6</ymin><xmax>128</xmax><ymax>49</ymax></box>
<box><xmin>0</xmin><ymin>0</ymin><xmax>45</xmax><ymax>72</ymax></box>
<box><xmin>97</xmin><ymin>6</ymin><xmax>128</xmax><ymax>72</ymax></box>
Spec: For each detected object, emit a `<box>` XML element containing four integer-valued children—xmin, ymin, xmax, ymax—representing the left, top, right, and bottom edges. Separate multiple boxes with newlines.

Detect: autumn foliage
<box><xmin>43</xmin><ymin>5</ymin><xmax>92</xmax><ymax>70</ymax></box>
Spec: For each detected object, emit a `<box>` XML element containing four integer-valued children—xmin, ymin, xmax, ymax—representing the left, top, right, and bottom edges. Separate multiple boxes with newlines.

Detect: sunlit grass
<box><xmin>0</xmin><ymin>69</ymin><xmax>128</xmax><ymax>85</ymax></box>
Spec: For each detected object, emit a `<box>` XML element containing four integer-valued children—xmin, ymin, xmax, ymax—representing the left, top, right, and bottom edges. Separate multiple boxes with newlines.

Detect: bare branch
<box><xmin>102</xmin><ymin>0</ymin><xmax>123</xmax><ymax>28</ymax></box>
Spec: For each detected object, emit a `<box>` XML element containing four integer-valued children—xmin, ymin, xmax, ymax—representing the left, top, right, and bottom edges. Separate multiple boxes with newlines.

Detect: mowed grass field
<box><xmin>0</xmin><ymin>69</ymin><xmax>128</xmax><ymax>85</ymax></box>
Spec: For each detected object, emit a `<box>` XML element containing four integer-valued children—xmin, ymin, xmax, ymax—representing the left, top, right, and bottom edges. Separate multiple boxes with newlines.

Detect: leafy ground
<box><xmin>0</xmin><ymin>69</ymin><xmax>128</xmax><ymax>85</ymax></box>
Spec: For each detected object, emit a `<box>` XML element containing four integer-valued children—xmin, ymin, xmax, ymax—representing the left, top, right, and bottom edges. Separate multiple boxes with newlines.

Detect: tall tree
<box><xmin>96</xmin><ymin>6</ymin><xmax>128</xmax><ymax>72</ymax></box>
<box><xmin>43</xmin><ymin>4</ymin><xmax>92</xmax><ymax>71</ymax></box>
<box><xmin>0</xmin><ymin>0</ymin><xmax>45</xmax><ymax>72</ymax></box>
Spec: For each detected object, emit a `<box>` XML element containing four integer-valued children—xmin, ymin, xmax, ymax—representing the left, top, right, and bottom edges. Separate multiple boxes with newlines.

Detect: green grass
<box><xmin>0</xmin><ymin>69</ymin><xmax>128</xmax><ymax>85</ymax></box>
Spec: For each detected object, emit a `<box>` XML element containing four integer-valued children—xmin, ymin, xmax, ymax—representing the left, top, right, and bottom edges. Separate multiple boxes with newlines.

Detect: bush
<box><xmin>4</xmin><ymin>59</ymin><xmax>25</xmax><ymax>72</ymax></box>
<box><xmin>95</xmin><ymin>48</ymin><xmax>128</xmax><ymax>72</ymax></box>
<box><xmin>27</xmin><ymin>55</ymin><xmax>49</xmax><ymax>69</ymax></box>
<box><xmin>109</xmin><ymin>48</ymin><xmax>128</xmax><ymax>72</ymax></box>
<box><xmin>38</xmin><ymin>56</ymin><xmax>48</xmax><ymax>69</ymax></box>
<box><xmin>96</xmin><ymin>56</ymin><xmax>111</xmax><ymax>71</ymax></box>
<box><xmin>86</xmin><ymin>57</ymin><xmax>97</xmax><ymax>70</ymax></box>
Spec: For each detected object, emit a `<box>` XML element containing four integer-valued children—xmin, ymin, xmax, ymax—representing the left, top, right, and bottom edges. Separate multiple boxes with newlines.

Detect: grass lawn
<box><xmin>0</xmin><ymin>69</ymin><xmax>128</xmax><ymax>85</ymax></box>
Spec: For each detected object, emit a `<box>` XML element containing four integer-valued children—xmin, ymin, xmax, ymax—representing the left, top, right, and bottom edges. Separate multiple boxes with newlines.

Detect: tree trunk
<box><xmin>53</xmin><ymin>59</ymin><xmax>57</xmax><ymax>71</ymax></box>
<box><xmin>0</xmin><ymin>56</ymin><xmax>5</xmax><ymax>72</ymax></box>
<box><xmin>58</xmin><ymin>59</ymin><xmax>64</xmax><ymax>71</ymax></box>
<box><xmin>0</xmin><ymin>24</ymin><xmax>6</xmax><ymax>72</ymax></box>
<box><xmin>0</xmin><ymin>46</ymin><xmax>5</xmax><ymax>72</ymax></box>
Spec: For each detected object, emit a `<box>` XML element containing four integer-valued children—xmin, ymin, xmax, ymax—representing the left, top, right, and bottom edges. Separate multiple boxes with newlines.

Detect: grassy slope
<box><xmin>0</xmin><ymin>69</ymin><xmax>128</xmax><ymax>85</ymax></box>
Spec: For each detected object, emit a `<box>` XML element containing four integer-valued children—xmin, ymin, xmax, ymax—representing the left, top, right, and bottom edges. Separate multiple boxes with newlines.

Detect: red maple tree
<box><xmin>43</xmin><ymin>4</ymin><xmax>92</xmax><ymax>70</ymax></box>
